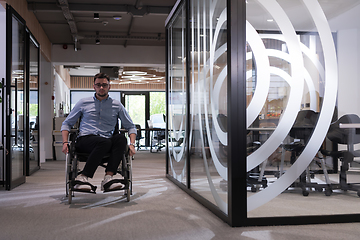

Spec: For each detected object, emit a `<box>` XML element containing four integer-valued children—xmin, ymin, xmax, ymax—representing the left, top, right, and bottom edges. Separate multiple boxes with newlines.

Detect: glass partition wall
<box><xmin>167</xmin><ymin>3</ymin><xmax>188</xmax><ymax>186</ymax></box>
<box><xmin>166</xmin><ymin>0</ymin><xmax>360</xmax><ymax>226</ymax></box>
<box><xmin>2</xmin><ymin>5</ymin><xmax>40</xmax><ymax>190</ymax></box>
<box><xmin>27</xmin><ymin>34</ymin><xmax>40</xmax><ymax>175</ymax></box>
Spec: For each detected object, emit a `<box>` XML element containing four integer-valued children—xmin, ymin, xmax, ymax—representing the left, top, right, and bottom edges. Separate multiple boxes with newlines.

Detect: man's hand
<box><xmin>129</xmin><ymin>144</ymin><xmax>136</xmax><ymax>156</ymax></box>
<box><xmin>62</xmin><ymin>130</ymin><xmax>70</xmax><ymax>154</ymax></box>
<box><xmin>62</xmin><ymin>143</ymin><xmax>69</xmax><ymax>154</ymax></box>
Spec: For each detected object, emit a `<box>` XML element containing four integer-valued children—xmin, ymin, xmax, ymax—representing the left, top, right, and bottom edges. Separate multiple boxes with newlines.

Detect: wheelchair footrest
<box><xmin>103</xmin><ymin>179</ymin><xmax>129</xmax><ymax>193</ymax></box>
<box><xmin>71</xmin><ymin>180</ymin><xmax>97</xmax><ymax>194</ymax></box>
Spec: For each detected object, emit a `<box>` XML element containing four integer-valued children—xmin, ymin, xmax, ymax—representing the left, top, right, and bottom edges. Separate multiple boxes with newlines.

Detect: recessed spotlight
<box><xmin>267</xmin><ymin>19</ymin><xmax>274</xmax><ymax>22</ymax></box>
<box><xmin>113</xmin><ymin>16</ymin><xmax>122</xmax><ymax>20</ymax></box>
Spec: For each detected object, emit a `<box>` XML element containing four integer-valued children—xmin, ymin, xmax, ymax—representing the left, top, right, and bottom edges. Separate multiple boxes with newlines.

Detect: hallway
<box><xmin>0</xmin><ymin>151</ymin><xmax>360</xmax><ymax>240</ymax></box>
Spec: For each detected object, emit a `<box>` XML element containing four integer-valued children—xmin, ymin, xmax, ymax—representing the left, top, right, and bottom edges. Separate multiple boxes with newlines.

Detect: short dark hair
<box><xmin>94</xmin><ymin>72</ymin><xmax>110</xmax><ymax>82</ymax></box>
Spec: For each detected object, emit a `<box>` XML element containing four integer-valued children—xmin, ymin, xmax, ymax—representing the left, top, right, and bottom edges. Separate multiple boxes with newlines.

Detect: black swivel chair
<box><xmin>320</xmin><ymin>114</ymin><xmax>360</xmax><ymax>197</ymax></box>
<box><xmin>282</xmin><ymin>110</ymin><xmax>332</xmax><ymax>196</ymax></box>
<box><xmin>216</xmin><ymin>114</ymin><xmax>267</xmax><ymax>192</ymax></box>
<box><xmin>135</xmin><ymin>124</ymin><xmax>144</xmax><ymax>150</ymax></box>
<box><xmin>151</xmin><ymin>130</ymin><xmax>165</xmax><ymax>152</ymax></box>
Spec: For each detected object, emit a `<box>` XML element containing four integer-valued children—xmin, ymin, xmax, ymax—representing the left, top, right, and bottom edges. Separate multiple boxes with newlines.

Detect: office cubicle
<box><xmin>166</xmin><ymin>0</ymin><xmax>360</xmax><ymax>226</ymax></box>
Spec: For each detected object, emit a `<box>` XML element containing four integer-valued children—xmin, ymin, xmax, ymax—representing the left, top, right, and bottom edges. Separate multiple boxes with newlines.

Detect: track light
<box><xmin>95</xmin><ymin>31</ymin><xmax>100</xmax><ymax>44</ymax></box>
<box><xmin>94</xmin><ymin>13</ymin><xmax>99</xmax><ymax>19</ymax></box>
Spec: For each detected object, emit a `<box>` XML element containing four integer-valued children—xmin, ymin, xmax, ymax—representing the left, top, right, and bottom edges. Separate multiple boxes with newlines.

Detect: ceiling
<box><xmin>27</xmin><ymin>0</ymin><xmax>360</xmax><ymax>83</ymax></box>
<box><xmin>28</xmin><ymin>0</ymin><xmax>177</xmax><ymax>48</ymax></box>
<box><xmin>27</xmin><ymin>0</ymin><xmax>178</xmax><ymax>82</ymax></box>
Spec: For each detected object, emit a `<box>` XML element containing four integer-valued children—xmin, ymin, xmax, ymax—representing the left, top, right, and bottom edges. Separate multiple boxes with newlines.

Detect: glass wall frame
<box><xmin>26</xmin><ymin>30</ymin><xmax>40</xmax><ymax>176</ymax></box>
<box><xmin>4</xmin><ymin>4</ymin><xmax>27</xmax><ymax>190</ymax></box>
<box><xmin>166</xmin><ymin>0</ymin><xmax>360</xmax><ymax>227</ymax></box>
<box><xmin>2</xmin><ymin>5</ymin><xmax>41</xmax><ymax>189</ymax></box>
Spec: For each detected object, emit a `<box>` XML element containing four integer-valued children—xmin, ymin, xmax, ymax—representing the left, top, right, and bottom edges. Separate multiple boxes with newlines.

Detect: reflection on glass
<box><xmin>11</xmin><ymin>17</ymin><xmax>25</xmax><ymax>181</ymax></box>
<box><xmin>167</xmin><ymin>3</ymin><xmax>187</xmax><ymax>186</ymax></box>
<box><xmin>245</xmin><ymin>0</ymin><xmax>360</xmax><ymax>218</ymax></box>
<box><xmin>29</xmin><ymin>37</ymin><xmax>39</xmax><ymax>173</ymax></box>
<box><xmin>189</xmin><ymin>0</ymin><xmax>228</xmax><ymax>214</ymax></box>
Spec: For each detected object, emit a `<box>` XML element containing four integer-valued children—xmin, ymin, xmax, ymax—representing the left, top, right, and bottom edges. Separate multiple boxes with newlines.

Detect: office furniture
<box><xmin>320</xmin><ymin>114</ymin><xmax>360</xmax><ymax>197</ymax></box>
<box><xmin>282</xmin><ymin>110</ymin><xmax>331</xmax><ymax>196</ymax></box>
<box><xmin>149</xmin><ymin>114</ymin><xmax>166</xmax><ymax>152</ymax></box>
<box><xmin>150</xmin><ymin>129</ymin><xmax>166</xmax><ymax>152</ymax></box>
<box><xmin>135</xmin><ymin>124</ymin><xmax>144</xmax><ymax>150</ymax></box>
<box><xmin>218</xmin><ymin>114</ymin><xmax>268</xmax><ymax>192</ymax></box>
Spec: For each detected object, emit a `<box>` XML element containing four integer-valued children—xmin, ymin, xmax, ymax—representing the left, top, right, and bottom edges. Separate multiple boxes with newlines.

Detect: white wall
<box><xmin>54</xmin><ymin>72</ymin><xmax>70</xmax><ymax>116</ymax></box>
<box><xmin>39</xmin><ymin>56</ymin><xmax>54</xmax><ymax>162</ymax></box>
<box><xmin>336</xmin><ymin>29</ymin><xmax>359</xmax><ymax>118</ymax></box>
<box><xmin>329</xmin><ymin>4</ymin><xmax>360</xmax><ymax>118</ymax></box>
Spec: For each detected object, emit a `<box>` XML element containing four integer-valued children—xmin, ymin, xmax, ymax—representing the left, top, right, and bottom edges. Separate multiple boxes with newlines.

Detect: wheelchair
<box><xmin>65</xmin><ymin>130</ymin><xmax>133</xmax><ymax>204</ymax></box>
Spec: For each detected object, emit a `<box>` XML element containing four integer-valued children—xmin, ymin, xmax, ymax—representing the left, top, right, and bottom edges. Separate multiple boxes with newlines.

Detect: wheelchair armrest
<box><xmin>68</xmin><ymin>129</ymin><xmax>79</xmax><ymax>142</ymax></box>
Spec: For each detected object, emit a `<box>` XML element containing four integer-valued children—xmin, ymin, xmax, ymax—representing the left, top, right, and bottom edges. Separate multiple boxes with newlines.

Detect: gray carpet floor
<box><xmin>1</xmin><ymin>151</ymin><xmax>360</xmax><ymax>240</ymax></box>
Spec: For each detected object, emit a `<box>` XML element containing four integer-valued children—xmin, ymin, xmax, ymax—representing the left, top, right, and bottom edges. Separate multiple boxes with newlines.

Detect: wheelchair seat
<box><xmin>65</xmin><ymin>129</ymin><xmax>133</xmax><ymax>203</ymax></box>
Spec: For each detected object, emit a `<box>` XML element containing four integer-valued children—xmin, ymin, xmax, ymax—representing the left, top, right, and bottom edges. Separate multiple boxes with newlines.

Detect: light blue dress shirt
<box><xmin>61</xmin><ymin>94</ymin><xmax>137</xmax><ymax>138</ymax></box>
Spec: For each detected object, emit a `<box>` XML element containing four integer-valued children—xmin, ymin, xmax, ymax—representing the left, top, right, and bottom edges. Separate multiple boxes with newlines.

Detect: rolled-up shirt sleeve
<box><xmin>61</xmin><ymin>100</ymin><xmax>83</xmax><ymax>132</ymax></box>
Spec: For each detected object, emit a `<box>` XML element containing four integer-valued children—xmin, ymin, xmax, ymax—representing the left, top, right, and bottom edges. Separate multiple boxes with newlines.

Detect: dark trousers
<box><xmin>75</xmin><ymin>134</ymin><xmax>127</xmax><ymax>178</ymax></box>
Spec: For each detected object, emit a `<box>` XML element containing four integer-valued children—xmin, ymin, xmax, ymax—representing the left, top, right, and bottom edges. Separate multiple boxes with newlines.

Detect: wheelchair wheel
<box><xmin>65</xmin><ymin>152</ymin><xmax>71</xmax><ymax>198</ymax></box>
<box><xmin>124</xmin><ymin>153</ymin><xmax>132</xmax><ymax>202</ymax></box>
<box><xmin>68</xmin><ymin>154</ymin><xmax>79</xmax><ymax>204</ymax></box>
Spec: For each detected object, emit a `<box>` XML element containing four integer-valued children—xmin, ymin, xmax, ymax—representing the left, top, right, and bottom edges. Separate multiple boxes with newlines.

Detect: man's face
<box><xmin>94</xmin><ymin>78</ymin><xmax>111</xmax><ymax>98</ymax></box>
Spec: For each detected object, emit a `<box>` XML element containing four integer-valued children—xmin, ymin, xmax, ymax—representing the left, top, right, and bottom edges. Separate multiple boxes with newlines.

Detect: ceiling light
<box><xmin>267</xmin><ymin>19</ymin><xmax>274</xmax><ymax>22</ymax></box>
<box><xmin>94</xmin><ymin>13</ymin><xmax>99</xmax><ymax>19</ymax></box>
<box><xmin>122</xmin><ymin>71</ymin><xmax>147</xmax><ymax>76</ymax></box>
<box><xmin>113</xmin><ymin>16</ymin><xmax>122</xmax><ymax>20</ymax></box>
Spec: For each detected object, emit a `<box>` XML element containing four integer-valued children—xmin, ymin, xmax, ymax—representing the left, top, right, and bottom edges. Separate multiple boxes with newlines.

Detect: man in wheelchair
<box><xmin>61</xmin><ymin>72</ymin><xmax>137</xmax><ymax>193</ymax></box>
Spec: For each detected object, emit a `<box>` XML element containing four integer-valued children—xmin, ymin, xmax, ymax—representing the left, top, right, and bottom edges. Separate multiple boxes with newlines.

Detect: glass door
<box><xmin>27</xmin><ymin>33</ymin><xmax>40</xmax><ymax>175</ymax></box>
<box><xmin>5</xmin><ymin>5</ymin><xmax>26</xmax><ymax>190</ymax></box>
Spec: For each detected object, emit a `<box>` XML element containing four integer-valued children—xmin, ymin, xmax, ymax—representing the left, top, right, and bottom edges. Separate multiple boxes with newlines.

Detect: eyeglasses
<box><xmin>94</xmin><ymin>83</ymin><xmax>109</xmax><ymax>88</ymax></box>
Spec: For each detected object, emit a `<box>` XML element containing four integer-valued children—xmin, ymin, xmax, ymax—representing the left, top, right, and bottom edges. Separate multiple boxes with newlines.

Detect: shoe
<box><xmin>73</xmin><ymin>175</ymin><xmax>92</xmax><ymax>191</ymax></box>
<box><xmin>101</xmin><ymin>175</ymin><xmax>124</xmax><ymax>191</ymax></box>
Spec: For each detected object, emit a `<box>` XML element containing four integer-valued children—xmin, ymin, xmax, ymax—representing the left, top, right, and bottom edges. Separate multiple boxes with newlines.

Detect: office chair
<box><xmin>135</xmin><ymin>124</ymin><xmax>144</xmax><ymax>150</ymax></box>
<box><xmin>151</xmin><ymin>129</ymin><xmax>166</xmax><ymax>152</ymax></box>
<box><xmin>320</xmin><ymin>114</ymin><xmax>360</xmax><ymax>197</ymax></box>
<box><xmin>217</xmin><ymin>113</ymin><xmax>267</xmax><ymax>192</ymax></box>
<box><xmin>281</xmin><ymin>110</ymin><xmax>332</xmax><ymax>196</ymax></box>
